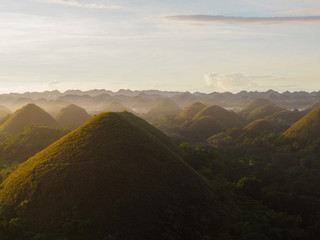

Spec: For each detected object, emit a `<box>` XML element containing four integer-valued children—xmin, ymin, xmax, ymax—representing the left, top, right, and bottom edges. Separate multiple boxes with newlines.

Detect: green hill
<box><xmin>193</xmin><ymin>105</ymin><xmax>243</xmax><ymax>129</ymax></box>
<box><xmin>177</xmin><ymin>102</ymin><xmax>206</xmax><ymax>121</ymax></box>
<box><xmin>146</xmin><ymin>99</ymin><xmax>182</xmax><ymax>119</ymax></box>
<box><xmin>103</xmin><ymin>101</ymin><xmax>132</xmax><ymax>112</ymax></box>
<box><xmin>187</xmin><ymin>116</ymin><xmax>227</xmax><ymax>139</ymax></box>
<box><xmin>0</xmin><ymin>104</ymin><xmax>59</xmax><ymax>136</ymax></box>
<box><xmin>0</xmin><ymin>112</ymin><xmax>226</xmax><ymax>239</ymax></box>
<box><xmin>0</xmin><ymin>126</ymin><xmax>69</xmax><ymax>167</ymax></box>
<box><xmin>240</xmin><ymin>99</ymin><xmax>282</xmax><ymax>122</ymax></box>
<box><xmin>282</xmin><ymin>106</ymin><xmax>320</xmax><ymax>142</ymax></box>
<box><xmin>244</xmin><ymin>119</ymin><xmax>275</xmax><ymax>132</ymax></box>
<box><xmin>241</xmin><ymin>98</ymin><xmax>274</xmax><ymax>113</ymax></box>
<box><xmin>266</xmin><ymin>110</ymin><xmax>303</xmax><ymax>127</ymax></box>
<box><xmin>55</xmin><ymin>104</ymin><xmax>92</xmax><ymax>130</ymax></box>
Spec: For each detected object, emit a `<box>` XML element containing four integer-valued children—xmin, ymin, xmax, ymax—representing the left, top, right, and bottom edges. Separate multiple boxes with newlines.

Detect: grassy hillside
<box><xmin>0</xmin><ymin>104</ymin><xmax>59</xmax><ymax>136</ymax></box>
<box><xmin>55</xmin><ymin>104</ymin><xmax>92</xmax><ymax>129</ymax></box>
<box><xmin>146</xmin><ymin>99</ymin><xmax>182</xmax><ymax>118</ymax></box>
<box><xmin>177</xmin><ymin>102</ymin><xmax>206</xmax><ymax>121</ymax></box>
<box><xmin>240</xmin><ymin>99</ymin><xmax>283</xmax><ymax>122</ymax></box>
<box><xmin>0</xmin><ymin>125</ymin><xmax>69</xmax><ymax>168</ymax></box>
<box><xmin>0</xmin><ymin>112</ymin><xmax>230</xmax><ymax>239</ymax></box>
<box><xmin>193</xmin><ymin>105</ymin><xmax>243</xmax><ymax>129</ymax></box>
<box><xmin>282</xmin><ymin>106</ymin><xmax>320</xmax><ymax>142</ymax></box>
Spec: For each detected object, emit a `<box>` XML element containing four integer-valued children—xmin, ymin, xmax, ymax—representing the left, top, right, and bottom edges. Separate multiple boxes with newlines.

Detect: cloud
<box><xmin>43</xmin><ymin>0</ymin><xmax>121</xmax><ymax>9</ymax></box>
<box><xmin>204</xmin><ymin>73</ymin><xmax>275</xmax><ymax>92</ymax></box>
<box><xmin>163</xmin><ymin>15</ymin><xmax>320</xmax><ymax>25</ymax></box>
<box><xmin>280</xmin><ymin>8</ymin><xmax>320</xmax><ymax>16</ymax></box>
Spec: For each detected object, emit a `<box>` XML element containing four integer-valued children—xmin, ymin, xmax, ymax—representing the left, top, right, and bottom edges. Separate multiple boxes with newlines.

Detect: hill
<box><xmin>0</xmin><ymin>112</ymin><xmax>227</xmax><ymax>239</ymax></box>
<box><xmin>0</xmin><ymin>126</ymin><xmax>69</xmax><ymax>167</ymax></box>
<box><xmin>177</xmin><ymin>102</ymin><xmax>206</xmax><ymax>121</ymax></box>
<box><xmin>55</xmin><ymin>104</ymin><xmax>92</xmax><ymax>130</ymax></box>
<box><xmin>240</xmin><ymin>98</ymin><xmax>282</xmax><ymax>122</ymax></box>
<box><xmin>193</xmin><ymin>105</ymin><xmax>243</xmax><ymax>129</ymax></box>
<box><xmin>244</xmin><ymin>119</ymin><xmax>275</xmax><ymax>133</ymax></box>
<box><xmin>266</xmin><ymin>110</ymin><xmax>303</xmax><ymax>127</ymax></box>
<box><xmin>282</xmin><ymin>106</ymin><xmax>320</xmax><ymax>142</ymax></box>
<box><xmin>302</xmin><ymin>101</ymin><xmax>320</xmax><ymax>115</ymax></box>
<box><xmin>146</xmin><ymin>99</ymin><xmax>182</xmax><ymax>118</ymax></box>
<box><xmin>241</xmin><ymin>98</ymin><xmax>274</xmax><ymax>113</ymax></box>
<box><xmin>0</xmin><ymin>104</ymin><xmax>59</xmax><ymax>136</ymax></box>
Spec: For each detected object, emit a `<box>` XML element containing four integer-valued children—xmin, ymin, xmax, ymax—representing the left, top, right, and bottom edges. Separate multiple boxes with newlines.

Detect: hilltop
<box><xmin>193</xmin><ymin>105</ymin><xmax>243</xmax><ymax>129</ymax></box>
<box><xmin>0</xmin><ymin>112</ymin><xmax>228</xmax><ymax>239</ymax></box>
<box><xmin>0</xmin><ymin>104</ymin><xmax>59</xmax><ymax>136</ymax></box>
<box><xmin>0</xmin><ymin>125</ymin><xmax>69</xmax><ymax>167</ymax></box>
<box><xmin>146</xmin><ymin>99</ymin><xmax>182</xmax><ymax>119</ymax></box>
<box><xmin>240</xmin><ymin>98</ymin><xmax>282</xmax><ymax>122</ymax></box>
<box><xmin>177</xmin><ymin>102</ymin><xmax>206</xmax><ymax>121</ymax></box>
<box><xmin>55</xmin><ymin>104</ymin><xmax>92</xmax><ymax>130</ymax></box>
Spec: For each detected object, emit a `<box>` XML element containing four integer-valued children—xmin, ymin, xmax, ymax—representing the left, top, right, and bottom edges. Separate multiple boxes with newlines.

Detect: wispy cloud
<box><xmin>163</xmin><ymin>15</ymin><xmax>320</xmax><ymax>25</ymax></box>
<box><xmin>43</xmin><ymin>0</ymin><xmax>121</xmax><ymax>9</ymax></box>
<box><xmin>279</xmin><ymin>8</ymin><xmax>320</xmax><ymax>16</ymax></box>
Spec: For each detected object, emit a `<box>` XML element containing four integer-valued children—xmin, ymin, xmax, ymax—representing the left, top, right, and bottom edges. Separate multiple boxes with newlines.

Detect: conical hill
<box><xmin>177</xmin><ymin>102</ymin><xmax>206</xmax><ymax>120</ymax></box>
<box><xmin>0</xmin><ymin>104</ymin><xmax>59</xmax><ymax>135</ymax></box>
<box><xmin>0</xmin><ymin>112</ymin><xmax>222</xmax><ymax>239</ymax></box>
<box><xmin>241</xmin><ymin>98</ymin><xmax>274</xmax><ymax>113</ymax></box>
<box><xmin>244</xmin><ymin>119</ymin><xmax>275</xmax><ymax>133</ymax></box>
<box><xmin>146</xmin><ymin>99</ymin><xmax>182</xmax><ymax>118</ymax></box>
<box><xmin>55</xmin><ymin>104</ymin><xmax>91</xmax><ymax>129</ymax></box>
<box><xmin>282</xmin><ymin>106</ymin><xmax>320</xmax><ymax>142</ymax></box>
<box><xmin>240</xmin><ymin>98</ymin><xmax>282</xmax><ymax>121</ymax></box>
<box><xmin>193</xmin><ymin>105</ymin><xmax>243</xmax><ymax>129</ymax></box>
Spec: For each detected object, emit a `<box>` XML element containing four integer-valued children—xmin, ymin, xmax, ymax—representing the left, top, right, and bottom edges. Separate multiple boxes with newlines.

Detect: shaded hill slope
<box><xmin>0</xmin><ymin>112</ymin><xmax>228</xmax><ymax>239</ymax></box>
<box><xmin>55</xmin><ymin>104</ymin><xmax>91</xmax><ymax>130</ymax></box>
<box><xmin>0</xmin><ymin>104</ymin><xmax>59</xmax><ymax>136</ymax></box>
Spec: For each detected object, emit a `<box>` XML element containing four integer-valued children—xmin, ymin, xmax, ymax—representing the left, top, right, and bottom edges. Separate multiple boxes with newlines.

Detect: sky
<box><xmin>0</xmin><ymin>0</ymin><xmax>320</xmax><ymax>93</ymax></box>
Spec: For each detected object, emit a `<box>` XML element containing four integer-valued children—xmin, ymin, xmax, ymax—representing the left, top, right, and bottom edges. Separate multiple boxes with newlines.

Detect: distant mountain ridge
<box><xmin>1</xmin><ymin>89</ymin><xmax>320</xmax><ymax>114</ymax></box>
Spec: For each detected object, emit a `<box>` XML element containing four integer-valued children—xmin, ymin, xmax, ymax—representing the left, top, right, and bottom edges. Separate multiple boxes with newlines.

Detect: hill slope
<box><xmin>193</xmin><ymin>105</ymin><xmax>243</xmax><ymax>129</ymax></box>
<box><xmin>0</xmin><ymin>104</ymin><xmax>59</xmax><ymax>135</ymax></box>
<box><xmin>0</xmin><ymin>126</ymin><xmax>69</xmax><ymax>167</ymax></box>
<box><xmin>146</xmin><ymin>99</ymin><xmax>182</xmax><ymax>118</ymax></box>
<box><xmin>240</xmin><ymin>98</ymin><xmax>282</xmax><ymax>122</ymax></box>
<box><xmin>0</xmin><ymin>105</ymin><xmax>11</xmax><ymax>119</ymax></box>
<box><xmin>282</xmin><ymin>106</ymin><xmax>320</xmax><ymax>142</ymax></box>
<box><xmin>177</xmin><ymin>102</ymin><xmax>206</xmax><ymax>121</ymax></box>
<box><xmin>0</xmin><ymin>112</ymin><xmax>226</xmax><ymax>239</ymax></box>
<box><xmin>55</xmin><ymin>104</ymin><xmax>91</xmax><ymax>129</ymax></box>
